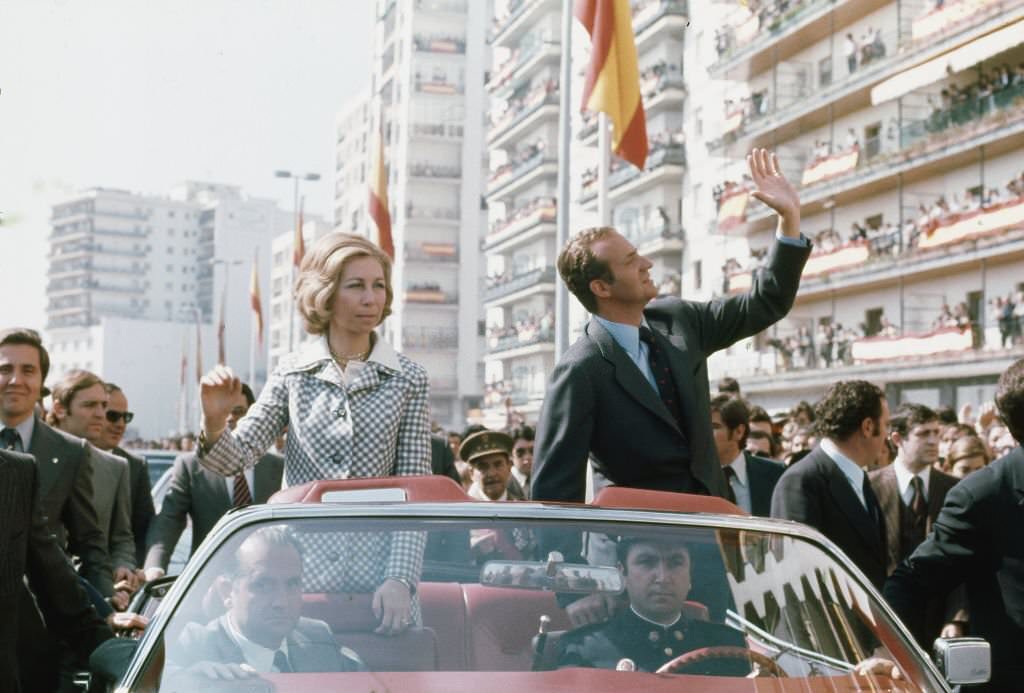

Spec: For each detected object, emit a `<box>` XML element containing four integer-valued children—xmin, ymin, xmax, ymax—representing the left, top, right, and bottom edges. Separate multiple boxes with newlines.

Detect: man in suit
<box><xmin>885</xmin><ymin>360</ymin><xmax>1024</xmax><ymax>691</ymax></box>
<box><xmin>507</xmin><ymin>424</ymin><xmax>534</xmax><ymax>500</ymax></box>
<box><xmin>0</xmin><ymin>328</ymin><xmax>112</xmax><ymax>595</ymax></box>
<box><xmin>97</xmin><ymin>383</ymin><xmax>155</xmax><ymax>567</ymax></box>
<box><xmin>164</xmin><ymin>526</ymin><xmax>363</xmax><ymax>683</ymax></box>
<box><xmin>869</xmin><ymin>402</ymin><xmax>961</xmax><ymax>644</ymax></box>
<box><xmin>144</xmin><ymin>382</ymin><xmax>284</xmax><ymax>580</ymax></box>
<box><xmin>48</xmin><ymin>370</ymin><xmax>138</xmax><ymax>597</ymax></box>
<box><xmin>771</xmin><ymin>380</ymin><xmax>890</xmax><ymax>589</ymax></box>
<box><xmin>710</xmin><ymin>394</ymin><xmax>784</xmax><ymax>516</ymax></box>
<box><xmin>429</xmin><ymin>432</ymin><xmax>461</xmax><ymax>485</ymax></box>
<box><xmin>534</xmin><ymin>149</ymin><xmax>810</xmax><ymax>503</ymax></box>
<box><xmin>0</xmin><ymin>448</ymin><xmax>116</xmax><ymax>693</ymax></box>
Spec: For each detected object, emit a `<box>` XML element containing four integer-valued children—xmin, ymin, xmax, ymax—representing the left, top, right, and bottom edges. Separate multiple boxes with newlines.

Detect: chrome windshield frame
<box><xmin>116</xmin><ymin>501</ymin><xmax>950</xmax><ymax>692</ymax></box>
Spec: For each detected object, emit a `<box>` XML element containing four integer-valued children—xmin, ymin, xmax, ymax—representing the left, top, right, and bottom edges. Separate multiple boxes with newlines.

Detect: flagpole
<box><xmin>289</xmin><ymin>177</ymin><xmax>299</xmax><ymax>352</ymax></box>
<box><xmin>555</xmin><ymin>0</ymin><xmax>573</xmax><ymax>360</ymax></box>
<box><xmin>250</xmin><ymin>249</ymin><xmax>258</xmax><ymax>386</ymax></box>
<box><xmin>598</xmin><ymin>112</ymin><xmax>610</xmax><ymax>226</ymax></box>
<box><xmin>178</xmin><ymin>329</ymin><xmax>187</xmax><ymax>435</ymax></box>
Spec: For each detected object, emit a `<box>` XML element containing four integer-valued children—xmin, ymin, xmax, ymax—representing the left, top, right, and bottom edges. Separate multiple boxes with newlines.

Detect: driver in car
<box><xmin>557</xmin><ymin>537</ymin><xmax>748</xmax><ymax>674</ymax></box>
<box><xmin>169</xmin><ymin>526</ymin><xmax>365</xmax><ymax>680</ymax></box>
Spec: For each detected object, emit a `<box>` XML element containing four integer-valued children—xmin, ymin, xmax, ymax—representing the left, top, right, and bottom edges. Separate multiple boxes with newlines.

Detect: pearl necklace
<box><xmin>329</xmin><ymin>344</ymin><xmax>371</xmax><ymax>364</ymax></box>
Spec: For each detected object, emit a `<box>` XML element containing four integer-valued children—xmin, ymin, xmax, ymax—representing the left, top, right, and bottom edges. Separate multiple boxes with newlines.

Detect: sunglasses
<box><xmin>513</xmin><ymin>446</ymin><xmax>534</xmax><ymax>457</ymax></box>
<box><xmin>106</xmin><ymin>410</ymin><xmax>134</xmax><ymax>424</ymax></box>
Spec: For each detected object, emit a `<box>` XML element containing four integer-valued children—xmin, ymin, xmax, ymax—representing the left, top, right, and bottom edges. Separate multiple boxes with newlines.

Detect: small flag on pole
<box><xmin>293</xmin><ymin>196</ymin><xmax>305</xmax><ymax>269</ymax></box>
<box><xmin>216</xmin><ymin>283</ymin><xmax>227</xmax><ymax>366</ymax></box>
<box><xmin>194</xmin><ymin>311</ymin><xmax>203</xmax><ymax>383</ymax></box>
<box><xmin>250</xmin><ymin>251</ymin><xmax>264</xmax><ymax>347</ymax></box>
<box><xmin>369</xmin><ymin>122</ymin><xmax>394</xmax><ymax>258</ymax></box>
<box><xmin>576</xmin><ymin>0</ymin><xmax>648</xmax><ymax>169</ymax></box>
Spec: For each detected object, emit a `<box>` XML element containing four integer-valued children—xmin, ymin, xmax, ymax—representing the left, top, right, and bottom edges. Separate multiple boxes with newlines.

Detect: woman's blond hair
<box><xmin>294</xmin><ymin>233</ymin><xmax>393</xmax><ymax>335</ymax></box>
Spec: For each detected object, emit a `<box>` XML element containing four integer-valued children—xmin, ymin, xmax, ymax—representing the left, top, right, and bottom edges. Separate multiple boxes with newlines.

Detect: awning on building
<box><xmin>871</xmin><ymin>18</ymin><xmax>1024</xmax><ymax>105</ymax></box>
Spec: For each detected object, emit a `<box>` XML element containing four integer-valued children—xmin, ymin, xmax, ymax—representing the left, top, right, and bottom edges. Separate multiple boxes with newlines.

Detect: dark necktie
<box><xmin>232</xmin><ymin>474</ymin><xmax>253</xmax><ymax>508</ymax></box>
<box><xmin>1</xmin><ymin>428</ymin><xmax>22</xmax><ymax>452</ymax></box>
<box><xmin>638</xmin><ymin>326</ymin><xmax>684</xmax><ymax>429</ymax></box>
<box><xmin>272</xmin><ymin>649</ymin><xmax>292</xmax><ymax>673</ymax></box>
<box><xmin>862</xmin><ymin>475</ymin><xmax>884</xmax><ymax>540</ymax></box>
<box><xmin>722</xmin><ymin>465</ymin><xmax>738</xmax><ymax>505</ymax></box>
<box><xmin>909</xmin><ymin>475</ymin><xmax>927</xmax><ymax>527</ymax></box>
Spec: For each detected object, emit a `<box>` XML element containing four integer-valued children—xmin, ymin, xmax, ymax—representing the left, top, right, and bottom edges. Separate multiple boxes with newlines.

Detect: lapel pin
<box><xmin>52</xmin><ymin>457</ymin><xmax>60</xmax><ymax>464</ymax></box>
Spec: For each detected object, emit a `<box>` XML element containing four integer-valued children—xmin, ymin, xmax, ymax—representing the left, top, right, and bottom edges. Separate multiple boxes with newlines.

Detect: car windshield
<box><xmin>133</xmin><ymin>513</ymin><xmax>936</xmax><ymax>690</ymax></box>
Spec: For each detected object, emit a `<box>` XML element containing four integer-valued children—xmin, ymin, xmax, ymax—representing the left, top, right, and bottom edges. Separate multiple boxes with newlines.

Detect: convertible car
<box><xmin>104</xmin><ymin>476</ymin><xmax>989</xmax><ymax>692</ymax></box>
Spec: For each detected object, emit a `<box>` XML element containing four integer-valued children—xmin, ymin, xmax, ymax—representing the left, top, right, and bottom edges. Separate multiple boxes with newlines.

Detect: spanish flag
<box><xmin>369</xmin><ymin>124</ymin><xmax>394</xmax><ymax>259</ymax></box>
<box><xmin>576</xmin><ymin>0</ymin><xmax>648</xmax><ymax>169</ymax></box>
<box><xmin>292</xmin><ymin>196</ymin><xmax>305</xmax><ymax>269</ymax></box>
<box><xmin>250</xmin><ymin>251</ymin><xmax>264</xmax><ymax>347</ymax></box>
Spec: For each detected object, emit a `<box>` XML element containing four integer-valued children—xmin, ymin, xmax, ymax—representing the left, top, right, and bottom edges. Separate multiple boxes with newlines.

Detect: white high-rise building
<box><xmin>45</xmin><ymin>184</ymin><xmax>293</xmax><ymax>438</ymax></box>
<box><xmin>689</xmin><ymin>0</ymin><xmax>1024</xmax><ymax>411</ymax></box>
<box><xmin>355</xmin><ymin>0</ymin><xmax>488</xmax><ymax>430</ymax></box>
<box><xmin>334</xmin><ymin>87</ymin><xmax>372</xmax><ymax>234</ymax></box>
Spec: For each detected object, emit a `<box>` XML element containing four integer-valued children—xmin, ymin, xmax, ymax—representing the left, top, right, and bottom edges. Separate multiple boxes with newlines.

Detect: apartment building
<box><xmin>695</xmin><ymin>0</ymin><xmax>1024</xmax><ymax>412</ymax></box>
<box><xmin>364</xmin><ymin>0</ymin><xmax>488</xmax><ymax>429</ymax></box>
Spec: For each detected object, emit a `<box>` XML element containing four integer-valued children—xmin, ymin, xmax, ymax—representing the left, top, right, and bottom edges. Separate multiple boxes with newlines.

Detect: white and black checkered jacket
<box><xmin>200</xmin><ymin>334</ymin><xmax>430</xmax><ymax>592</ymax></box>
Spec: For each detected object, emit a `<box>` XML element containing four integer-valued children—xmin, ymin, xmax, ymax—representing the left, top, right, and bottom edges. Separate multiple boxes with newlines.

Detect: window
<box><xmin>818</xmin><ymin>57</ymin><xmax>832</xmax><ymax>88</ymax></box>
<box><xmin>865</xmin><ymin>214</ymin><xmax>883</xmax><ymax>230</ymax></box>
<box><xmin>864</xmin><ymin>122</ymin><xmax>881</xmax><ymax>159</ymax></box>
<box><xmin>864</xmin><ymin>307</ymin><xmax>883</xmax><ymax>337</ymax></box>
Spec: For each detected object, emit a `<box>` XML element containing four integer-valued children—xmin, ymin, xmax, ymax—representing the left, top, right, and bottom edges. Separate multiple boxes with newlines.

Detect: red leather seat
<box><xmin>419</xmin><ymin>582</ymin><xmax>469</xmax><ymax>670</ymax></box>
<box><xmin>461</xmin><ymin>584</ymin><xmax>572</xmax><ymax>670</ymax></box>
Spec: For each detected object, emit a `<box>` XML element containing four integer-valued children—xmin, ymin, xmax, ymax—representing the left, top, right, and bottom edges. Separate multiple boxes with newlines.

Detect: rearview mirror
<box><xmin>481</xmin><ymin>560</ymin><xmax>624</xmax><ymax>593</ymax></box>
<box><xmin>933</xmin><ymin>637</ymin><xmax>990</xmax><ymax>686</ymax></box>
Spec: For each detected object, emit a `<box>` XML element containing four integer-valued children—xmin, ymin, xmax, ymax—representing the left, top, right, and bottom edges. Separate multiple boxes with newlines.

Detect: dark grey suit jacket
<box><xmin>771</xmin><ymin>446</ymin><xmax>887</xmax><ymax>589</ymax></box>
<box><xmin>171</xmin><ymin>616</ymin><xmax>363</xmax><ymax>674</ymax></box>
<box><xmin>885</xmin><ymin>448</ymin><xmax>1024</xmax><ymax>691</ymax></box>
<box><xmin>534</xmin><ymin>239</ymin><xmax>811</xmax><ymax>502</ymax></box>
<box><xmin>0</xmin><ymin>450</ymin><xmax>112</xmax><ymax>693</ymax></box>
<box><xmin>744</xmin><ymin>450</ymin><xmax>785</xmax><ymax>517</ymax></box>
<box><xmin>113</xmin><ymin>446</ymin><xmax>155</xmax><ymax>567</ymax></box>
<box><xmin>28</xmin><ymin>416</ymin><xmax>113</xmax><ymax>595</ymax></box>
<box><xmin>144</xmin><ymin>451</ymin><xmax>284</xmax><ymax>572</ymax></box>
<box><xmin>89</xmin><ymin>447</ymin><xmax>136</xmax><ymax>570</ymax></box>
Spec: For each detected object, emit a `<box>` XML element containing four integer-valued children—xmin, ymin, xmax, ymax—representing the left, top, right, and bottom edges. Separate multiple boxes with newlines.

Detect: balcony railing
<box><xmin>93</xmin><ymin>227</ymin><xmax>149</xmax><ymax>238</ymax></box>
<box><xmin>709</xmin><ymin>0</ymin><xmax>830</xmax><ymax>71</ymax></box>
<box><xmin>485</xmin><ymin>266</ymin><xmax>556</xmax><ymax>302</ymax></box>
<box><xmin>413</xmin><ymin>79</ymin><xmax>464</xmax><ymax>96</ymax></box>
<box><xmin>490</xmin><ymin>0</ymin><xmax>534</xmax><ymax>44</ymax></box>
<box><xmin>414</xmin><ymin>0</ymin><xmax>467</xmax><ymax>13</ymax></box>
<box><xmin>408</xmin><ymin>161</ymin><xmax>462</xmax><ymax>179</ymax></box>
<box><xmin>488</xmin><ymin>196</ymin><xmax>556</xmax><ymax>238</ymax></box>
<box><xmin>488</xmin><ymin>151</ymin><xmax>554</xmax><ymax>196</ymax></box>
<box><xmin>487</xmin><ymin>326</ymin><xmax>555</xmax><ymax>356</ymax></box>
<box><xmin>403</xmin><ymin>326</ymin><xmax>459</xmax><ymax>349</ymax></box>
<box><xmin>579</xmin><ymin>141</ymin><xmax>686</xmax><ymax>202</ymax></box>
<box><xmin>406</xmin><ymin>203</ymin><xmax>460</xmax><ymax>222</ymax></box>
<box><xmin>625</xmin><ymin>222</ymin><xmax>684</xmax><ymax>248</ymax></box>
<box><xmin>488</xmin><ymin>86</ymin><xmax>559</xmax><ymax>141</ymax></box>
<box><xmin>900</xmin><ymin>82</ymin><xmax>1024</xmax><ymax>150</ymax></box>
<box><xmin>404</xmin><ymin>287</ymin><xmax>457</xmax><ymax>304</ymax></box>
<box><xmin>632</xmin><ymin>0</ymin><xmax>688</xmax><ymax>38</ymax></box>
<box><xmin>410</xmin><ymin>122</ymin><xmax>464</xmax><ymax>139</ymax></box>
<box><xmin>413</xmin><ymin>34</ymin><xmax>466</xmax><ymax>55</ymax></box>
<box><xmin>404</xmin><ymin>241</ymin><xmax>459</xmax><ymax>263</ymax></box>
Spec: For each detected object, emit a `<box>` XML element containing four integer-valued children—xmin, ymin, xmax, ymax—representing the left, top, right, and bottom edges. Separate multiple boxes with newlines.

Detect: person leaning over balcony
<box><xmin>533</xmin><ymin>149</ymin><xmax>810</xmax><ymax>507</ymax></box>
<box><xmin>196</xmin><ymin>233</ymin><xmax>430</xmax><ymax>637</ymax></box>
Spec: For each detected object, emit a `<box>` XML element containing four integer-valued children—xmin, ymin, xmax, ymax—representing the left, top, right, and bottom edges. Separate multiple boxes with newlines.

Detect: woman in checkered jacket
<box><xmin>197</xmin><ymin>233</ymin><xmax>431</xmax><ymax>636</ymax></box>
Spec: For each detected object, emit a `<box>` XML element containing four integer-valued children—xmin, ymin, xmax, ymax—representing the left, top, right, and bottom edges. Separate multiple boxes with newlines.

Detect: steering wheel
<box><xmin>656</xmin><ymin>646</ymin><xmax>788</xmax><ymax>677</ymax></box>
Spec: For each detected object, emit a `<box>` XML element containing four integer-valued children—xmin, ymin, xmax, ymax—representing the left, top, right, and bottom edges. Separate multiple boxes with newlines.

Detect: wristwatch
<box><xmin>385</xmin><ymin>575</ymin><xmax>417</xmax><ymax>596</ymax></box>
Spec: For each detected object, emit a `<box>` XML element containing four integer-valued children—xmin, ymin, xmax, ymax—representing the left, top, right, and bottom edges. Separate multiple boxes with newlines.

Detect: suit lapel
<box><xmin>200</xmin><ymin>464</ymin><xmax>232</xmax><ymax>508</ymax></box>
<box><xmin>29</xmin><ymin>419</ymin><xmax>62</xmax><ymax>495</ymax></box>
<box><xmin>285</xmin><ymin>628</ymin><xmax>312</xmax><ymax>673</ymax></box>
<box><xmin>925</xmin><ymin>467</ymin><xmax>948</xmax><ymax>527</ymax></box>
<box><xmin>821</xmin><ymin>454</ymin><xmax>884</xmax><ymax>557</ymax></box>
<box><xmin>587</xmin><ymin>320</ymin><xmax>680</xmax><ymax>433</ymax></box>
<box><xmin>744</xmin><ymin>452</ymin><xmax>765</xmax><ymax>515</ymax></box>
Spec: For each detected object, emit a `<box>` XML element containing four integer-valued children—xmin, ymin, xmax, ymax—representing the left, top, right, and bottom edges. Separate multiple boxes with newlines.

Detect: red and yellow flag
<box><xmin>576</xmin><ymin>0</ymin><xmax>648</xmax><ymax>169</ymax></box>
<box><xmin>250</xmin><ymin>252</ymin><xmax>263</xmax><ymax>347</ymax></box>
<box><xmin>293</xmin><ymin>196</ymin><xmax>305</xmax><ymax>269</ymax></box>
<box><xmin>368</xmin><ymin>125</ymin><xmax>394</xmax><ymax>259</ymax></box>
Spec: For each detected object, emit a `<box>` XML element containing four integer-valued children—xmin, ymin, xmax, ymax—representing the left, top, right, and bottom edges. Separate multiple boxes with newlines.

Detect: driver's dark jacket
<box><xmin>557</xmin><ymin>607</ymin><xmax>747</xmax><ymax>674</ymax></box>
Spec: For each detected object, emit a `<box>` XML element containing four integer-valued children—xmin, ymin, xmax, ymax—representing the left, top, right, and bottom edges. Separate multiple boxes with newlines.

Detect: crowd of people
<box><xmin>485</xmin><ymin>309</ymin><xmax>555</xmax><ymax>351</ymax></box>
<box><xmin>926</xmin><ymin>63</ymin><xmax>1024</xmax><ymax>129</ymax></box>
<box><xmin>843</xmin><ymin>28</ymin><xmax>886</xmax><ymax>74</ymax></box>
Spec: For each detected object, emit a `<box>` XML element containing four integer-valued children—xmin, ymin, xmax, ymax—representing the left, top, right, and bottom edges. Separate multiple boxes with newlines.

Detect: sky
<box><xmin>0</xmin><ymin>0</ymin><xmax>375</xmax><ymax>329</ymax></box>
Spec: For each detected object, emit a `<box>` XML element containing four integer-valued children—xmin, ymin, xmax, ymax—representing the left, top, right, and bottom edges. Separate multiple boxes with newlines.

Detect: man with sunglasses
<box><xmin>97</xmin><ymin>383</ymin><xmax>156</xmax><ymax>568</ymax></box>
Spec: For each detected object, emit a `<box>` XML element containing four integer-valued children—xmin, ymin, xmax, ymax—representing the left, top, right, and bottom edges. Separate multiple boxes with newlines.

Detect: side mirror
<box><xmin>933</xmin><ymin>637</ymin><xmax>990</xmax><ymax>686</ymax></box>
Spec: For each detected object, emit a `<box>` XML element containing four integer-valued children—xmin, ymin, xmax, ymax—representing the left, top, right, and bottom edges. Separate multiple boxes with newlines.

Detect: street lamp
<box><xmin>273</xmin><ymin>170</ymin><xmax>320</xmax><ymax>351</ymax></box>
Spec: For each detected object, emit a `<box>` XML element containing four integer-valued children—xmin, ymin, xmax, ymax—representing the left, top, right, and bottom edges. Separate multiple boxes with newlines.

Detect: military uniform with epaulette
<box><xmin>557</xmin><ymin>607</ymin><xmax>749</xmax><ymax>675</ymax></box>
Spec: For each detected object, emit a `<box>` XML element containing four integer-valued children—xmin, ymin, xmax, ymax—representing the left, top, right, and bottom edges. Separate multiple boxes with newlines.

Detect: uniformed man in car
<box><xmin>557</xmin><ymin>537</ymin><xmax>748</xmax><ymax>674</ymax></box>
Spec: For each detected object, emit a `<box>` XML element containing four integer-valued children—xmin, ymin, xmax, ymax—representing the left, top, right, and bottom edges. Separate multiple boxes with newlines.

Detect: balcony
<box><xmin>641</xmin><ymin>68</ymin><xmax>686</xmax><ymax>115</ymax></box>
<box><xmin>414</xmin><ymin>0</ymin><xmax>467</xmax><ymax>14</ymax></box>
<box><xmin>410</xmin><ymin>122</ymin><xmax>464</xmax><ymax>141</ymax></box>
<box><xmin>488</xmin><ymin>84</ymin><xmax>559</xmax><ymax>148</ymax></box>
<box><xmin>579</xmin><ymin>140</ymin><xmax>686</xmax><ymax>205</ymax></box>
<box><xmin>632</xmin><ymin>0</ymin><xmax>688</xmax><ymax>51</ymax></box>
<box><xmin>413</xmin><ymin>78</ymin><xmax>465</xmax><ymax>96</ymax></box>
<box><xmin>405</xmin><ymin>203</ymin><xmax>460</xmax><ymax>225</ymax></box>
<box><xmin>742</xmin><ymin>90</ymin><xmax>1024</xmax><ymax>231</ymax></box>
<box><xmin>93</xmin><ymin>227</ymin><xmax>149</xmax><ymax>238</ymax></box>
<box><xmin>485</xmin><ymin>196</ymin><xmax>556</xmax><ymax>251</ymax></box>
<box><xmin>483</xmin><ymin>382</ymin><xmax>546</xmax><ymax>409</ymax></box>
<box><xmin>487</xmin><ymin>36</ymin><xmax>560</xmax><ymax>95</ymax></box>
<box><xmin>485</xmin><ymin>324</ymin><xmax>555</xmax><ymax>359</ymax></box>
<box><xmin>404</xmin><ymin>241</ymin><xmax>458</xmax><ymax>264</ymax></box>
<box><xmin>408</xmin><ymin>161</ymin><xmax>462</xmax><ymax>182</ymax></box>
<box><xmin>49</xmin><ymin>225</ymin><xmax>92</xmax><ymax>242</ymax></box>
<box><xmin>487</xmin><ymin>150</ymin><xmax>558</xmax><ymax>200</ymax></box>
<box><xmin>413</xmin><ymin>33</ymin><xmax>466</xmax><ymax>55</ymax></box>
<box><xmin>404</xmin><ymin>285</ymin><xmax>457</xmax><ymax>305</ymax></box>
<box><xmin>627</xmin><ymin>222</ymin><xmax>685</xmax><ymax>257</ymax></box>
<box><xmin>484</xmin><ymin>266</ymin><xmax>557</xmax><ymax>304</ymax></box>
<box><xmin>490</xmin><ymin>0</ymin><xmax>557</xmax><ymax>48</ymax></box>
<box><xmin>403</xmin><ymin>326</ymin><xmax>458</xmax><ymax>350</ymax></box>
<box><xmin>92</xmin><ymin>245</ymin><xmax>148</xmax><ymax>258</ymax></box>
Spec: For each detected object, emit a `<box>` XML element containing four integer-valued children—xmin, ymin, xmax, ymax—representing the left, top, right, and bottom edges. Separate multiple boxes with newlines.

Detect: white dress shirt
<box><xmin>820</xmin><ymin>438</ymin><xmax>867</xmax><ymax>509</ymax></box>
<box><xmin>892</xmin><ymin>460</ymin><xmax>930</xmax><ymax>506</ymax></box>
<box><xmin>723</xmin><ymin>451</ymin><xmax>751</xmax><ymax>514</ymax></box>
<box><xmin>225</xmin><ymin>467</ymin><xmax>257</xmax><ymax>501</ymax></box>
<box><xmin>592</xmin><ymin>315</ymin><xmax>658</xmax><ymax>393</ymax></box>
<box><xmin>222</xmin><ymin>613</ymin><xmax>291</xmax><ymax>673</ymax></box>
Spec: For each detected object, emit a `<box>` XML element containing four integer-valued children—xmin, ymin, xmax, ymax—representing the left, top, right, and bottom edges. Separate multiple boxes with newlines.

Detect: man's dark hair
<box><xmin>710</xmin><ymin>394</ymin><xmax>750</xmax><ymax>448</ymax></box>
<box><xmin>748</xmin><ymin>405</ymin><xmax>772</xmax><ymax>425</ymax></box>
<box><xmin>995</xmin><ymin>358</ymin><xmax>1024</xmax><ymax>444</ymax></box>
<box><xmin>47</xmin><ymin>369</ymin><xmax>104</xmax><ymax>426</ymax></box>
<box><xmin>717</xmin><ymin>376</ymin><xmax>741</xmax><ymax>396</ymax></box>
<box><xmin>240</xmin><ymin>383</ymin><xmax>256</xmax><ymax>408</ymax></box>
<box><xmin>889</xmin><ymin>402</ymin><xmax>938</xmax><ymax>438</ymax></box>
<box><xmin>508</xmin><ymin>424</ymin><xmax>534</xmax><ymax>442</ymax></box>
<box><xmin>557</xmin><ymin>227</ymin><xmax>616</xmax><ymax>313</ymax></box>
<box><xmin>615</xmin><ymin>537</ymin><xmax>689</xmax><ymax>573</ymax></box>
<box><xmin>0</xmin><ymin>328</ymin><xmax>50</xmax><ymax>383</ymax></box>
<box><xmin>814</xmin><ymin>380</ymin><xmax>885</xmax><ymax>442</ymax></box>
<box><xmin>934</xmin><ymin>405</ymin><xmax>959</xmax><ymax>425</ymax></box>
<box><xmin>103</xmin><ymin>382</ymin><xmax>123</xmax><ymax>395</ymax></box>
<box><xmin>790</xmin><ymin>400</ymin><xmax>816</xmax><ymax>423</ymax></box>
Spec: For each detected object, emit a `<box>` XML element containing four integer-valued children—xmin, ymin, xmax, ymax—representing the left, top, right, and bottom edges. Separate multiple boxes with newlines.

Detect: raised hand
<box><xmin>746</xmin><ymin>148</ymin><xmax>801</xmax><ymax>237</ymax></box>
<box><xmin>199</xmin><ymin>365</ymin><xmax>241</xmax><ymax>434</ymax></box>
